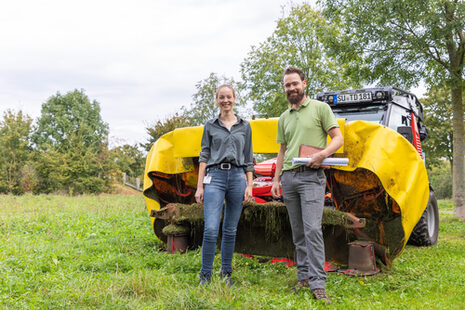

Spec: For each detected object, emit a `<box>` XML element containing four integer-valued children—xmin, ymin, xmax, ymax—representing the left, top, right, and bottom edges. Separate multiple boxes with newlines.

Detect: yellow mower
<box><xmin>143</xmin><ymin>86</ymin><xmax>438</xmax><ymax>270</ymax></box>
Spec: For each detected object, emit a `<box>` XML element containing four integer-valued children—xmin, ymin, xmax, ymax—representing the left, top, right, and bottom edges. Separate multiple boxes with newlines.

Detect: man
<box><xmin>271</xmin><ymin>67</ymin><xmax>343</xmax><ymax>304</ymax></box>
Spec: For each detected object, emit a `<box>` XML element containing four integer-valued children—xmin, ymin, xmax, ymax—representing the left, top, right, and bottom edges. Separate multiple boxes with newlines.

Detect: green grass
<box><xmin>0</xmin><ymin>195</ymin><xmax>464</xmax><ymax>309</ymax></box>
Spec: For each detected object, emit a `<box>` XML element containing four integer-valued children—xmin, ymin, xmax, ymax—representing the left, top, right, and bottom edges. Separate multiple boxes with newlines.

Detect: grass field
<box><xmin>0</xmin><ymin>194</ymin><xmax>464</xmax><ymax>309</ymax></box>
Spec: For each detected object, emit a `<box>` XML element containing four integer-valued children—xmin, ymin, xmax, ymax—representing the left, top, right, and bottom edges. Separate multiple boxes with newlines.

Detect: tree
<box><xmin>182</xmin><ymin>73</ymin><xmax>246</xmax><ymax>126</ymax></box>
<box><xmin>428</xmin><ymin>160</ymin><xmax>452</xmax><ymax>199</ymax></box>
<box><xmin>143</xmin><ymin>73</ymin><xmax>245</xmax><ymax>151</ymax></box>
<box><xmin>33</xmin><ymin>89</ymin><xmax>112</xmax><ymax>194</ymax></box>
<box><xmin>33</xmin><ymin>148</ymin><xmax>65</xmax><ymax>194</ymax></box>
<box><xmin>109</xmin><ymin>144</ymin><xmax>145</xmax><ymax>179</ymax></box>
<box><xmin>33</xmin><ymin>131</ymin><xmax>114</xmax><ymax>194</ymax></box>
<box><xmin>240</xmin><ymin>3</ymin><xmax>363</xmax><ymax>117</ymax></box>
<box><xmin>143</xmin><ymin>112</ymin><xmax>191</xmax><ymax>152</ymax></box>
<box><xmin>321</xmin><ymin>0</ymin><xmax>465</xmax><ymax>219</ymax></box>
<box><xmin>421</xmin><ymin>86</ymin><xmax>454</xmax><ymax>169</ymax></box>
<box><xmin>0</xmin><ymin>110</ymin><xmax>34</xmax><ymax>194</ymax></box>
<box><xmin>33</xmin><ymin>89</ymin><xmax>108</xmax><ymax>151</ymax></box>
<box><xmin>62</xmin><ymin>132</ymin><xmax>113</xmax><ymax>194</ymax></box>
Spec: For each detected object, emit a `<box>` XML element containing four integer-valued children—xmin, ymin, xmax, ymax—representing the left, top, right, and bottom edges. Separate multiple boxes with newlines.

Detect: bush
<box><xmin>427</xmin><ymin>160</ymin><xmax>452</xmax><ymax>199</ymax></box>
<box><xmin>19</xmin><ymin>164</ymin><xmax>40</xmax><ymax>194</ymax></box>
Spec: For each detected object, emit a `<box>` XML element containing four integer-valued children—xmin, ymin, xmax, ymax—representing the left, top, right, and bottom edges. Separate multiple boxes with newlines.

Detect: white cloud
<box><xmin>0</xmin><ymin>0</ymin><xmax>307</xmax><ymax>146</ymax></box>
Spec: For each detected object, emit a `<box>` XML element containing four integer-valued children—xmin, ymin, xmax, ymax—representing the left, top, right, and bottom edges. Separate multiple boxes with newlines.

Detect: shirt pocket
<box><xmin>212</xmin><ymin>132</ymin><xmax>225</xmax><ymax>148</ymax></box>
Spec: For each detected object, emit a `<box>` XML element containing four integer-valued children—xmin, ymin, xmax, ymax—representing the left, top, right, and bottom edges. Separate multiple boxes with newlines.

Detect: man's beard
<box><xmin>286</xmin><ymin>89</ymin><xmax>305</xmax><ymax>105</ymax></box>
<box><xmin>286</xmin><ymin>90</ymin><xmax>305</xmax><ymax>105</ymax></box>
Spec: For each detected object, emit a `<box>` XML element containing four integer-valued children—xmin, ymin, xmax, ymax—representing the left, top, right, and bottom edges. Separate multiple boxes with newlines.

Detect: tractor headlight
<box><xmin>375</xmin><ymin>91</ymin><xmax>385</xmax><ymax>99</ymax></box>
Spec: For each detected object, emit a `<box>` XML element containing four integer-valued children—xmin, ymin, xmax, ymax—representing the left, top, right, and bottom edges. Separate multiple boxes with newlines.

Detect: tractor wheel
<box><xmin>408</xmin><ymin>191</ymin><xmax>439</xmax><ymax>246</ymax></box>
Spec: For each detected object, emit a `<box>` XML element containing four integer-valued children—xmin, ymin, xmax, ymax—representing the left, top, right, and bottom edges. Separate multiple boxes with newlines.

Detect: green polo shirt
<box><xmin>277</xmin><ymin>97</ymin><xmax>338</xmax><ymax>172</ymax></box>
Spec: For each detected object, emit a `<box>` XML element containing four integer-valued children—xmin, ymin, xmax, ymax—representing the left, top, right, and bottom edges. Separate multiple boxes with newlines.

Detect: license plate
<box><xmin>334</xmin><ymin>92</ymin><xmax>372</xmax><ymax>103</ymax></box>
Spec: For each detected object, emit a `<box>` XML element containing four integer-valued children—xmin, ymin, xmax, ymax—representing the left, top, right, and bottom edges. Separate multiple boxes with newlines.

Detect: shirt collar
<box><xmin>213</xmin><ymin>114</ymin><xmax>242</xmax><ymax>126</ymax></box>
<box><xmin>289</xmin><ymin>97</ymin><xmax>310</xmax><ymax>112</ymax></box>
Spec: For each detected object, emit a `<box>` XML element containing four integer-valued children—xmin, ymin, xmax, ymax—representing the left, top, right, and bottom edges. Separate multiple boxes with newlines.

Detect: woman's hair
<box><xmin>215</xmin><ymin>84</ymin><xmax>236</xmax><ymax>99</ymax></box>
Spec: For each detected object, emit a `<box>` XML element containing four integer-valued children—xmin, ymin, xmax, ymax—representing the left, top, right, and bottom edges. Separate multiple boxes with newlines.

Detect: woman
<box><xmin>195</xmin><ymin>84</ymin><xmax>254</xmax><ymax>287</ymax></box>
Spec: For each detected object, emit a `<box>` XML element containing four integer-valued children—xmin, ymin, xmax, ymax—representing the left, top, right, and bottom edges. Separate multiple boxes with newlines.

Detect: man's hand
<box><xmin>306</xmin><ymin>151</ymin><xmax>326</xmax><ymax>169</ymax></box>
<box><xmin>271</xmin><ymin>180</ymin><xmax>281</xmax><ymax>199</ymax></box>
<box><xmin>271</xmin><ymin>144</ymin><xmax>286</xmax><ymax>199</ymax></box>
<box><xmin>195</xmin><ymin>187</ymin><xmax>204</xmax><ymax>204</ymax></box>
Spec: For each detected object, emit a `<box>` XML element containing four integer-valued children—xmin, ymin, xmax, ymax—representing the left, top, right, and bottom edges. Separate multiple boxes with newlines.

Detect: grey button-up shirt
<box><xmin>199</xmin><ymin>115</ymin><xmax>254</xmax><ymax>172</ymax></box>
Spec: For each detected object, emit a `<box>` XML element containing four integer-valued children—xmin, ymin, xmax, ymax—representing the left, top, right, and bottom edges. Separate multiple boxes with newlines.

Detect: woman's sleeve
<box><xmin>199</xmin><ymin>122</ymin><xmax>210</xmax><ymax>163</ymax></box>
<box><xmin>244</xmin><ymin>122</ymin><xmax>254</xmax><ymax>172</ymax></box>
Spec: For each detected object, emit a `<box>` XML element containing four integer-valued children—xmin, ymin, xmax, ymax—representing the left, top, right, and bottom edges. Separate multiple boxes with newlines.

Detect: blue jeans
<box><xmin>200</xmin><ymin>166</ymin><xmax>246</xmax><ymax>280</ymax></box>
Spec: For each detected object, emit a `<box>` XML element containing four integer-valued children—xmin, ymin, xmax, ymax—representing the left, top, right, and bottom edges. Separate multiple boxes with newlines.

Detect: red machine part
<box><xmin>254</xmin><ymin>158</ymin><xmax>276</xmax><ymax>176</ymax></box>
<box><xmin>252</xmin><ymin>161</ymin><xmax>280</xmax><ymax>203</ymax></box>
<box><xmin>409</xmin><ymin>113</ymin><xmax>423</xmax><ymax>158</ymax></box>
<box><xmin>242</xmin><ymin>255</ymin><xmax>339</xmax><ymax>271</ymax></box>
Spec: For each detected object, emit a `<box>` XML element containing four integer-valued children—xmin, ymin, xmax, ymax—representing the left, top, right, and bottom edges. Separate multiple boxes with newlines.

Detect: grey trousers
<box><xmin>281</xmin><ymin>169</ymin><xmax>327</xmax><ymax>290</ymax></box>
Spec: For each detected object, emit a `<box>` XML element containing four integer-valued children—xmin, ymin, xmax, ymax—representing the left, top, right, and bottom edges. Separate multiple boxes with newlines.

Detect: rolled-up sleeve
<box><xmin>199</xmin><ymin>122</ymin><xmax>210</xmax><ymax>163</ymax></box>
<box><xmin>243</xmin><ymin>122</ymin><xmax>254</xmax><ymax>172</ymax></box>
<box><xmin>276</xmin><ymin>116</ymin><xmax>286</xmax><ymax>144</ymax></box>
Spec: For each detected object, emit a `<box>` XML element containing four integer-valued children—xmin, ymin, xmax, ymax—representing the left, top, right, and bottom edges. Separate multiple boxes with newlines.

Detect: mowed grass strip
<box><xmin>0</xmin><ymin>195</ymin><xmax>464</xmax><ymax>309</ymax></box>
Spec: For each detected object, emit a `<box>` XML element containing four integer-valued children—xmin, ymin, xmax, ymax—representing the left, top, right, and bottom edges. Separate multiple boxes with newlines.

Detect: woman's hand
<box><xmin>195</xmin><ymin>162</ymin><xmax>207</xmax><ymax>204</ymax></box>
<box><xmin>195</xmin><ymin>187</ymin><xmax>204</xmax><ymax>204</ymax></box>
<box><xmin>244</xmin><ymin>185</ymin><xmax>253</xmax><ymax>203</ymax></box>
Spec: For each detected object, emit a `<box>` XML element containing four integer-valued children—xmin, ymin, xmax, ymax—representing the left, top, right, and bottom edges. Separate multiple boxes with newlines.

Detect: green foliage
<box><xmin>109</xmin><ymin>144</ymin><xmax>145</xmax><ymax>179</ymax></box>
<box><xmin>428</xmin><ymin>160</ymin><xmax>452</xmax><ymax>199</ymax></box>
<box><xmin>33</xmin><ymin>89</ymin><xmax>108</xmax><ymax>151</ymax></box>
<box><xmin>421</xmin><ymin>86</ymin><xmax>455</xmax><ymax>168</ymax></box>
<box><xmin>320</xmin><ymin>0</ymin><xmax>465</xmax><ymax>87</ymax></box>
<box><xmin>320</xmin><ymin>0</ymin><xmax>465</xmax><ymax>213</ymax></box>
<box><xmin>144</xmin><ymin>73</ymin><xmax>244</xmax><ymax>151</ymax></box>
<box><xmin>240</xmin><ymin>4</ymin><xmax>362</xmax><ymax>117</ymax></box>
<box><xmin>62</xmin><ymin>135</ymin><xmax>113</xmax><ymax>195</ymax></box>
<box><xmin>0</xmin><ymin>110</ymin><xmax>34</xmax><ymax>194</ymax></box>
<box><xmin>32</xmin><ymin>148</ymin><xmax>67</xmax><ymax>193</ymax></box>
<box><xmin>182</xmin><ymin>72</ymin><xmax>245</xmax><ymax>126</ymax></box>
<box><xmin>33</xmin><ymin>134</ymin><xmax>114</xmax><ymax>195</ymax></box>
<box><xmin>0</xmin><ymin>195</ymin><xmax>464</xmax><ymax>308</ymax></box>
<box><xmin>142</xmin><ymin>112</ymin><xmax>191</xmax><ymax>152</ymax></box>
<box><xmin>18</xmin><ymin>164</ymin><xmax>40</xmax><ymax>194</ymax></box>
<box><xmin>32</xmin><ymin>90</ymin><xmax>113</xmax><ymax>194</ymax></box>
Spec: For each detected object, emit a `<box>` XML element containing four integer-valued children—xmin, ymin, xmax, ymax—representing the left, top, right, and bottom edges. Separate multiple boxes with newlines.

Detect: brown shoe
<box><xmin>312</xmin><ymin>288</ymin><xmax>331</xmax><ymax>304</ymax></box>
<box><xmin>291</xmin><ymin>279</ymin><xmax>309</xmax><ymax>292</ymax></box>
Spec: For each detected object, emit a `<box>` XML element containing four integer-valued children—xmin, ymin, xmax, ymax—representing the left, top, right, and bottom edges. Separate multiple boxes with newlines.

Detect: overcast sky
<box><xmin>1</xmin><ymin>0</ymin><xmax>314</xmax><ymax>148</ymax></box>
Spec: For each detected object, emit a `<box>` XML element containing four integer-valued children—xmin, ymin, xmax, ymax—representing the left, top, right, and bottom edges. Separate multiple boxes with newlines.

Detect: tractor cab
<box><xmin>316</xmin><ymin>87</ymin><xmax>428</xmax><ymax>157</ymax></box>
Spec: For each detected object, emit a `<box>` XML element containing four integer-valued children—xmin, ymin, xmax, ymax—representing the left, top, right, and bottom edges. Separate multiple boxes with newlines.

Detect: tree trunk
<box><xmin>450</xmin><ymin>82</ymin><xmax>465</xmax><ymax>220</ymax></box>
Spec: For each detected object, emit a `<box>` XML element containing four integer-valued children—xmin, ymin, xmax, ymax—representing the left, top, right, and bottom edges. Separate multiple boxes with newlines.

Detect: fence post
<box><xmin>136</xmin><ymin>178</ymin><xmax>140</xmax><ymax>190</ymax></box>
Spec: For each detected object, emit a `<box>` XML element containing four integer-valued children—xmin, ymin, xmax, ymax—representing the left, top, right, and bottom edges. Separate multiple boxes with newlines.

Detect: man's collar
<box><xmin>289</xmin><ymin>97</ymin><xmax>309</xmax><ymax>111</ymax></box>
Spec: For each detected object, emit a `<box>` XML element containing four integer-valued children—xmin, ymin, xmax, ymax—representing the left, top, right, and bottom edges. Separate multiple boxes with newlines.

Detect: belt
<box><xmin>210</xmin><ymin>162</ymin><xmax>237</xmax><ymax>170</ymax></box>
<box><xmin>288</xmin><ymin>165</ymin><xmax>316</xmax><ymax>173</ymax></box>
